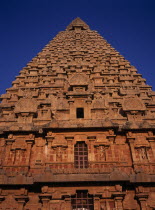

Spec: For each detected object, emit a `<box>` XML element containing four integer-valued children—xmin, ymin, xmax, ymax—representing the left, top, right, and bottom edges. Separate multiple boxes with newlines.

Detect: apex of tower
<box><xmin>66</xmin><ymin>17</ymin><xmax>90</xmax><ymax>30</ymax></box>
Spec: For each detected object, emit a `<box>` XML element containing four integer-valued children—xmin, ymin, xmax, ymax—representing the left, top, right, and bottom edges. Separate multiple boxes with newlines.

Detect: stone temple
<box><xmin>0</xmin><ymin>17</ymin><xmax>155</xmax><ymax>209</ymax></box>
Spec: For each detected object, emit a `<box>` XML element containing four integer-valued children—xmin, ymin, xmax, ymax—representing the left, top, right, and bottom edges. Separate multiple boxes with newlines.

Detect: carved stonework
<box><xmin>100</xmin><ymin>200</ymin><xmax>115</xmax><ymax>209</ymax></box>
<box><xmin>0</xmin><ymin>17</ymin><xmax>155</xmax><ymax>209</ymax></box>
<box><xmin>147</xmin><ymin>192</ymin><xmax>155</xmax><ymax>208</ymax></box>
<box><xmin>69</xmin><ymin>73</ymin><xmax>89</xmax><ymax>86</ymax></box>
<box><xmin>123</xmin><ymin>192</ymin><xmax>138</xmax><ymax>209</ymax></box>
<box><xmin>31</xmin><ymin>138</ymin><xmax>46</xmax><ymax>166</ymax></box>
<box><xmin>122</xmin><ymin>97</ymin><xmax>146</xmax><ymax>111</ymax></box>
<box><xmin>0</xmin><ymin>195</ymin><xmax>20</xmax><ymax>209</ymax></box>
<box><xmin>24</xmin><ymin>194</ymin><xmax>42</xmax><ymax>209</ymax></box>
<box><xmin>95</xmin><ymin>145</ymin><xmax>109</xmax><ymax>161</ymax></box>
<box><xmin>56</xmin><ymin>94</ymin><xmax>69</xmax><ymax>110</ymax></box>
<box><xmin>49</xmin><ymin>201</ymin><xmax>64</xmax><ymax>210</ymax></box>
<box><xmin>14</xmin><ymin>98</ymin><xmax>38</xmax><ymax>113</ymax></box>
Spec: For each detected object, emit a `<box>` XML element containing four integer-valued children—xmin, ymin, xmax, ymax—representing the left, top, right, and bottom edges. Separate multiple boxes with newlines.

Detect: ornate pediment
<box><xmin>52</xmin><ymin>135</ymin><xmax>68</xmax><ymax>147</ymax></box>
<box><xmin>14</xmin><ymin>98</ymin><xmax>38</xmax><ymax>113</ymax></box>
<box><xmin>69</xmin><ymin>73</ymin><xmax>89</xmax><ymax>86</ymax></box>
<box><xmin>122</xmin><ymin>97</ymin><xmax>146</xmax><ymax>111</ymax></box>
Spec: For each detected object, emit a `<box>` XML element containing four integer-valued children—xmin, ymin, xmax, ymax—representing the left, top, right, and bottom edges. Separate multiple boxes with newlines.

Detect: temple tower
<box><xmin>0</xmin><ymin>18</ymin><xmax>155</xmax><ymax>209</ymax></box>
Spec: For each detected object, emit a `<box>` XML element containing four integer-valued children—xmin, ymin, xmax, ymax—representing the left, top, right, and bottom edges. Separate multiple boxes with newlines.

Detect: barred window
<box><xmin>74</xmin><ymin>142</ymin><xmax>88</xmax><ymax>168</ymax></box>
<box><xmin>71</xmin><ymin>190</ymin><xmax>94</xmax><ymax>210</ymax></box>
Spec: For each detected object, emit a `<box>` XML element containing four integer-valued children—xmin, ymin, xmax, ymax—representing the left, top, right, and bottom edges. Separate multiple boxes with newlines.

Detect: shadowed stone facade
<box><xmin>0</xmin><ymin>17</ymin><xmax>155</xmax><ymax>209</ymax></box>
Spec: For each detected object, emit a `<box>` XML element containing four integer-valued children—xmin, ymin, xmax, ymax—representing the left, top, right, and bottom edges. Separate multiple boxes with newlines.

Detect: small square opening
<box><xmin>76</xmin><ymin>108</ymin><xmax>84</xmax><ymax>118</ymax></box>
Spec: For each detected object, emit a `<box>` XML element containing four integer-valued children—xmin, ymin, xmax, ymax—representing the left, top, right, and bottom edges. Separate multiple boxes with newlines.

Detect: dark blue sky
<box><xmin>0</xmin><ymin>0</ymin><xmax>155</xmax><ymax>94</ymax></box>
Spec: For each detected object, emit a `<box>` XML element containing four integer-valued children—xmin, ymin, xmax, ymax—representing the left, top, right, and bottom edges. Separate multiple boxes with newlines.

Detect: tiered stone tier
<box><xmin>1</xmin><ymin>18</ymin><xmax>155</xmax><ymax>132</ymax></box>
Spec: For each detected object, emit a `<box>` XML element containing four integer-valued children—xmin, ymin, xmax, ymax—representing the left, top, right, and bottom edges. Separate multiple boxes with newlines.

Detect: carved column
<box><xmin>88</xmin><ymin>137</ymin><xmax>95</xmax><ymax>164</ymax></box>
<box><xmin>136</xmin><ymin>194</ymin><xmax>148</xmax><ymax>210</ymax></box>
<box><xmin>113</xmin><ymin>193</ymin><xmax>124</xmax><ymax>210</ymax></box>
<box><xmin>68</xmin><ymin>99</ymin><xmax>74</xmax><ymax>120</ymax></box>
<box><xmin>49</xmin><ymin>200</ymin><xmax>63</xmax><ymax>209</ymax></box>
<box><xmin>4</xmin><ymin>137</ymin><xmax>15</xmax><ymax>165</ymax></box>
<box><xmin>85</xmin><ymin>99</ymin><xmax>92</xmax><ymax>119</ymax></box>
<box><xmin>127</xmin><ymin>137</ymin><xmax>137</xmax><ymax>163</ymax></box>
<box><xmin>64</xmin><ymin>196</ymin><xmax>72</xmax><ymax>210</ymax></box>
<box><xmin>0</xmin><ymin>138</ymin><xmax>5</xmax><ymax>166</ymax></box>
<box><xmin>107</xmin><ymin>130</ymin><xmax>116</xmax><ymax>163</ymax></box>
<box><xmin>0</xmin><ymin>196</ymin><xmax>4</xmax><ymax>204</ymax></box>
<box><xmin>147</xmin><ymin>135</ymin><xmax>155</xmax><ymax>159</ymax></box>
<box><xmin>46</xmin><ymin>132</ymin><xmax>54</xmax><ymax>166</ymax></box>
<box><xmin>107</xmin><ymin>130</ymin><xmax>116</xmax><ymax>144</ymax></box>
<box><xmin>16</xmin><ymin>196</ymin><xmax>27</xmax><ymax>210</ymax></box>
<box><xmin>66</xmin><ymin>136</ymin><xmax>74</xmax><ymax>166</ymax></box>
<box><xmin>40</xmin><ymin>194</ymin><xmax>51</xmax><ymax>210</ymax></box>
<box><xmin>25</xmin><ymin>134</ymin><xmax>35</xmax><ymax>166</ymax></box>
<box><xmin>94</xmin><ymin>196</ymin><xmax>100</xmax><ymax>210</ymax></box>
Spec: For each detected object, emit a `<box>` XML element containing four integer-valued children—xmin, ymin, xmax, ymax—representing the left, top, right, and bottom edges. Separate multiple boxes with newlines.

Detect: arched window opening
<box><xmin>74</xmin><ymin>142</ymin><xmax>88</xmax><ymax>168</ymax></box>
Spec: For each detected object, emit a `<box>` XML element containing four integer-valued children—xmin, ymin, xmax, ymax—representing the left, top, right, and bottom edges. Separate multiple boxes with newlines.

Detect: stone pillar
<box><xmin>94</xmin><ymin>196</ymin><xmax>100</xmax><ymax>210</ymax></box>
<box><xmin>113</xmin><ymin>193</ymin><xmax>124</xmax><ymax>210</ymax></box>
<box><xmin>26</xmin><ymin>136</ymin><xmax>34</xmax><ymax>165</ymax></box>
<box><xmin>40</xmin><ymin>195</ymin><xmax>51</xmax><ymax>210</ymax></box>
<box><xmin>66</xmin><ymin>137</ymin><xmax>74</xmax><ymax>164</ymax></box>
<box><xmin>136</xmin><ymin>194</ymin><xmax>148</xmax><ymax>210</ymax></box>
<box><xmin>147</xmin><ymin>136</ymin><xmax>155</xmax><ymax>159</ymax></box>
<box><xmin>64</xmin><ymin>196</ymin><xmax>72</xmax><ymax>210</ymax></box>
<box><xmin>85</xmin><ymin>99</ymin><xmax>92</xmax><ymax>119</ymax></box>
<box><xmin>4</xmin><ymin>138</ymin><xmax>15</xmax><ymax>165</ymax></box>
<box><xmin>46</xmin><ymin>132</ymin><xmax>54</xmax><ymax>165</ymax></box>
<box><xmin>88</xmin><ymin>138</ymin><xmax>95</xmax><ymax>164</ymax></box>
<box><xmin>49</xmin><ymin>200</ymin><xmax>63</xmax><ymax>209</ymax></box>
<box><xmin>107</xmin><ymin>133</ymin><xmax>116</xmax><ymax>163</ymax></box>
<box><xmin>68</xmin><ymin>100</ymin><xmax>74</xmax><ymax>120</ymax></box>
<box><xmin>0</xmin><ymin>196</ymin><xmax>4</xmax><ymax>204</ymax></box>
<box><xmin>127</xmin><ymin>138</ymin><xmax>137</xmax><ymax>163</ymax></box>
<box><xmin>16</xmin><ymin>196</ymin><xmax>27</xmax><ymax>210</ymax></box>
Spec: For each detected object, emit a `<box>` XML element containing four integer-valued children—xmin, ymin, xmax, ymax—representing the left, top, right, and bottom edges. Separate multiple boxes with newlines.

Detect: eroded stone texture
<box><xmin>0</xmin><ymin>17</ymin><xmax>155</xmax><ymax>209</ymax></box>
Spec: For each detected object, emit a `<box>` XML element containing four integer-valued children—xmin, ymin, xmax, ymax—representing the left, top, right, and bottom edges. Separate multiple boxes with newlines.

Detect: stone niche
<box><xmin>91</xmin><ymin>93</ymin><xmax>108</xmax><ymax>119</ymax></box>
<box><xmin>55</xmin><ymin>94</ymin><xmax>70</xmax><ymax>120</ymax></box>
<box><xmin>30</xmin><ymin>137</ymin><xmax>46</xmax><ymax>167</ymax></box>
<box><xmin>37</xmin><ymin>102</ymin><xmax>52</xmax><ymax>121</ymax></box>
<box><xmin>3</xmin><ymin>134</ymin><xmax>34</xmax><ymax>173</ymax></box>
<box><xmin>51</xmin><ymin>134</ymin><xmax>68</xmax><ymax>163</ymax></box>
<box><xmin>69</xmin><ymin>73</ymin><xmax>90</xmax><ymax>92</ymax></box>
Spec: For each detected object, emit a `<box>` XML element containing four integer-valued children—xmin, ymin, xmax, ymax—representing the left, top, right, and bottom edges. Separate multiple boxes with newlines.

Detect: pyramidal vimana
<box><xmin>0</xmin><ymin>17</ymin><xmax>155</xmax><ymax>209</ymax></box>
